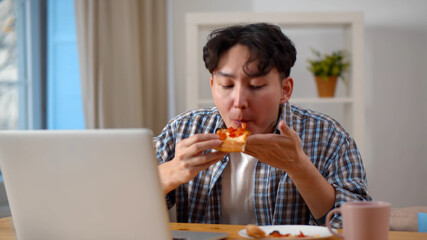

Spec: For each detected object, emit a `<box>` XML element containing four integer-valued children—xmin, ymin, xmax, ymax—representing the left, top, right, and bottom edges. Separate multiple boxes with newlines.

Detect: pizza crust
<box><xmin>246</xmin><ymin>224</ymin><xmax>266</xmax><ymax>238</ymax></box>
<box><xmin>215</xmin><ymin>139</ymin><xmax>247</xmax><ymax>152</ymax></box>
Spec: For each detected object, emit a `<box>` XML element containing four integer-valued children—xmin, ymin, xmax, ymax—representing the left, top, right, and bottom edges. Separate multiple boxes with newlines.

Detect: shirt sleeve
<box><xmin>153</xmin><ymin>122</ymin><xmax>177</xmax><ymax>209</ymax></box>
<box><xmin>324</xmin><ymin>135</ymin><xmax>372</xmax><ymax>228</ymax></box>
<box><xmin>154</xmin><ymin>121</ymin><xmax>177</xmax><ymax>165</ymax></box>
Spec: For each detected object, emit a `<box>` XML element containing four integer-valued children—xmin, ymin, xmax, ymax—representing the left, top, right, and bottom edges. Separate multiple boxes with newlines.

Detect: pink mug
<box><xmin>326</xmin><ymin>201</ymin><xmax>390</xmax><ymax>240</ymax></box>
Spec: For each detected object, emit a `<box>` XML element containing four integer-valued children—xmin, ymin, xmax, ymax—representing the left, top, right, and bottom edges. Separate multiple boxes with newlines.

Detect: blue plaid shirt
<box><xmin>154</xmin><ymin>102</ymin><xmax>371</xmax><ymax>228</ymax></box>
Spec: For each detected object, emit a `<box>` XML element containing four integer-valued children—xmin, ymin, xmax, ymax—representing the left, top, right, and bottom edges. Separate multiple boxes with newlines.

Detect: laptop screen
<box><xmin>0</xmin><ymin>129</ymin><xmax>171</xmax><ymax>240</ymax></box>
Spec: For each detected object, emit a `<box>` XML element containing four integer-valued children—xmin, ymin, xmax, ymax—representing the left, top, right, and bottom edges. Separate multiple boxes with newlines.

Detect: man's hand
<box><xmin>158</xmin><ymin>134</ymin><xmax>227</xmax><ymax>194</ymax></box>
<box><xmin>244</xmin><ymin>120</ymin><xmax>336</xmax><ymax>219</ymax></box>
<box><xmin>244</xmin><ymin>120</ymin><xmax>311</xmax><ymax>173</ymax></box>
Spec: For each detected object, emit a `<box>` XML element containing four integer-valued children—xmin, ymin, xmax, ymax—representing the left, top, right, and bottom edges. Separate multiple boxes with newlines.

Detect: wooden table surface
<box><xmin>1</xmin><ymin>217</ymin><xmax>427</xmax><ymax>239</ymax></box>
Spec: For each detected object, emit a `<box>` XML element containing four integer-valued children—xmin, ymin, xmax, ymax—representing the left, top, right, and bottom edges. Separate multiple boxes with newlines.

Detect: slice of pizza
<box><xmin>215</xmin><ymin>122</ymin><xmax>250</xmax><ymax>152</ymax></box>
<box><xmin>245</xmin><ymin>224</ymin><xmax>266</xmax><ymax>238</ymax></box>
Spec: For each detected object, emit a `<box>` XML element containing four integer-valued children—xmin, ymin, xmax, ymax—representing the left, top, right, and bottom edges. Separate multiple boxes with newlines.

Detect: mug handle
<box><xmin>326</xmin><ymin>208</ymin><xmax>344</xmax><ymax>238</ymax></box>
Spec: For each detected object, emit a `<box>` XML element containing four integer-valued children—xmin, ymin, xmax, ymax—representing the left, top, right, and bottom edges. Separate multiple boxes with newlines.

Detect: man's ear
<box><xmin>280</xmin><ymin>77</ymin><xmax>293</xmax><ymax>104</ymax></box>
<box><xmin>210</xmin><ymin>77</ymin><xmax>213</xmax><ymax>87</ymax></box>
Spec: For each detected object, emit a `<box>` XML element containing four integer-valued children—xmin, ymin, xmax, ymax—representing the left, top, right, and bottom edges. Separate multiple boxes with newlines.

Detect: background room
<box><xmin>168</xmin><ymin>0</ymin><xmax>427</xmax><ymax>209</ymax></box>
<box><xmin>0</xmin><ymin>0</ymin><xmax>426</xmax><ymax>218</ymax></box>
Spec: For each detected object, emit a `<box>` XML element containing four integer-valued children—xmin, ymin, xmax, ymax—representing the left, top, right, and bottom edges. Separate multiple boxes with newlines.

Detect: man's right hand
<box><xmin>158</xmin><ymin>133</ymin><xmax>227</xmax><ymax>194</ymax></box>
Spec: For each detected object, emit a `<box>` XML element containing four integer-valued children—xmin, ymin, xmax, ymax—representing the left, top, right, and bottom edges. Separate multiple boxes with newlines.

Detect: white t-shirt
<box><xmin>220</xmin><ymin>152</ymin><xmax>257</xmax><ymax>224</ymax></box>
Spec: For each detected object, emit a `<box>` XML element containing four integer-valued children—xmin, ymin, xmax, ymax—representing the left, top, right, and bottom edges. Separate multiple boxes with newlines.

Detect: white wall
<box><xmin>168</xmin><ymin>0</ymin><xmax>253</xmax><ymax>117</ymax></box>
<box><xmin>170</xmin><ymin>0</ymin><xmax>427</xmax><ymax>208</ymax></box>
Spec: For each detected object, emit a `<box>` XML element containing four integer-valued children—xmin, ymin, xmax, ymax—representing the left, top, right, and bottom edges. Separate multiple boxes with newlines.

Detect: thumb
<box><xmin>278</xmin><ymin>120</ymin><xmax>293</xmax><ymax>137</ymax></box>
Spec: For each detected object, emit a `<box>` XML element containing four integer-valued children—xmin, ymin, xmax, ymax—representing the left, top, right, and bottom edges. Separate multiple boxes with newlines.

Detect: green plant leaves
<box><xmin>306</xmin><ymin>48</ymin><xmax>350</xmax><ymax>84</ymax></box>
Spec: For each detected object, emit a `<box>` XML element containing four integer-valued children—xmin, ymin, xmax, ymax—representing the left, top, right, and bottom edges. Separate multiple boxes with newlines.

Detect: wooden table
<box><xmin>1</xmin><ymin>217</ymin><xmax>427</xmax><ymax>239</ymax></box>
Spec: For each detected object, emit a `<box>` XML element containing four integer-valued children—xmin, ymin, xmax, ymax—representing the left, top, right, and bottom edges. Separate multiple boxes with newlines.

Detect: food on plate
<box><xmin>246</xmin><ymin>224</ymin><xmax>266</xmax><ymax>238</ymax></box>
<box><xmin>268</xmin><ymin>230</ymin><xmax>308</xmax><ymax>238</ymax></box>
<box><xmin>215</xmin><ymin>122</ymin><xmax>250</xmax><ymax>152</ymax></box>
<box><xmin>245</xmin><ymin>224</ymin><xmax>312</xmax><ymax>238</ymax></box>
<box><xmin>269</xmin><ymin>230</ymin><xmax>291</xmax><ymax>237</ymax></box>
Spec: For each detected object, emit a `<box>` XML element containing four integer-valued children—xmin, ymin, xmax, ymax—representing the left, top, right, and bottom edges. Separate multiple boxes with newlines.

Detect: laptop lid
<box><xmin>0</xmin><ymin>129</ymin><xmax>171</xmax><ymax>240</ymax></box>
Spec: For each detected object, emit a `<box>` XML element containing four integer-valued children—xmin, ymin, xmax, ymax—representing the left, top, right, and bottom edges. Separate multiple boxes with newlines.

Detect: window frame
<box><xmin>15</xmin><ymin>0</ymin><xmax>46</xmax><ymax>130</ymax></box>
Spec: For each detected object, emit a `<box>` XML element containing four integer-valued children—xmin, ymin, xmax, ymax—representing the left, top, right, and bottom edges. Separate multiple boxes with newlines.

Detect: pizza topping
<box><xmin>269</xmin><ymin>230</ymin><xmax>291</xmax><ymax>237</ymax></box>
<box><xmin>297</xmin><ymin>231</ymin><xmax>308</xmax><ymax>238</ymax></box>
<box><xmin>225</xmin><ymin>122</ymin><xmax>247</xmax><ymax>137</ymax></box>
<box><xmin>217</xmin><ymin>131</ymin><xmax>227</xmax><ymax>140</ymax></box>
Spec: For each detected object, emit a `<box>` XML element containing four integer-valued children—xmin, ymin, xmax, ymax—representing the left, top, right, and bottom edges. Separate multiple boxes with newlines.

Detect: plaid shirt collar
<box><xmin>275</xmin><ymin>102</ymin><xmax>293</xmax><ymax>133</ymax></box>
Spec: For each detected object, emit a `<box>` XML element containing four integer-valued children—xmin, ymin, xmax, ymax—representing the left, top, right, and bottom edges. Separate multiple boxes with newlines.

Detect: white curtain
<box><xmin>74</xmin><ymin>0</ymin><xmax>167</xmax><ymax>134</ymax></box>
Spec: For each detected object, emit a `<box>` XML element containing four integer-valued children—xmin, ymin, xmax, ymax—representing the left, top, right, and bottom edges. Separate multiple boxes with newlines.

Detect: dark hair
<box><xmin>203</xmin><ymin>23</ymin><xmax>297</xmax><ymax>79</ymax></box>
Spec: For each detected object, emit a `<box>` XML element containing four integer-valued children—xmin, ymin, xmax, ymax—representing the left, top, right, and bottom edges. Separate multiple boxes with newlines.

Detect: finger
<box><xmin>188</xmin><ymin>139</ymin><xmax>223</xmax><ymax>155</ymax></box>
<box><xmin>180</xmin><ymin>133</ymin><xmax>219</xmax><ymax>147</ymax></box>
<box><xmin>245</xmin><ymin>133</ymin><xmax>282</xmax><ymax>148</ymax></box>
<box><xmin>189</xmin><ymin>151</ymin><xmax>226</xmax><ymax>166</ymax></box>
<box><xmin>177</xmin><ymin>140</ymin><xmax>221</xmax><ymax>161</ymax></box>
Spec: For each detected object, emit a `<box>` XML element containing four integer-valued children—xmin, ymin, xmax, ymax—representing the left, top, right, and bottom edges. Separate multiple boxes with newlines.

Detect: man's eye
<box><xmin>222</xmin><ymin>85</ymin><xmax>234</xmax><ymax>89</ymax></box>
<box><xmin>251</xmin><ymin>85</ymin><xmax>264</xmax><ymax>90</ymax></box>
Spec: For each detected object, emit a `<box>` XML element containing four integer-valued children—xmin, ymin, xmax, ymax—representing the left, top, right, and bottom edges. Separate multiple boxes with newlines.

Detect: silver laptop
<box><xmin>0</xmin><ymin>129</ymin><xmax>227</xmax><ymax>240</ymax></box>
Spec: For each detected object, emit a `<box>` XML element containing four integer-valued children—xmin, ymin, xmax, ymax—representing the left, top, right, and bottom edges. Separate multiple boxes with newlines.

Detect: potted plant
<box><xmin>307</xmin><ymin>48</ymin><xmax>350</xmax><ymax>97</ymax></box>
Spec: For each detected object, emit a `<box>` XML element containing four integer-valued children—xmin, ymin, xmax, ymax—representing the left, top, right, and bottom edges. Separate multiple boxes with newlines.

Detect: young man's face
<box><xmin>210</xmin><ymin>44</ymin><xmax>293</xmax><ymax>134</ymax></box>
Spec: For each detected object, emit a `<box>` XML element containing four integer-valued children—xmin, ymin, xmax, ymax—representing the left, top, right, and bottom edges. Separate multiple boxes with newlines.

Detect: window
<box><xmin>47</xmin><ymin>0</ymin><xmax>84</xmax><ymax>129</ymax></box>
<box><xmin>0</xmin><ymin>0</ymin><xmax>21</xmax><ymax>129</ymax></box>
<box><xmin>0</xmin><ymin>0</ymin><xmax>84</xmax><ymax>131</ymax></box>
<box><xmin>0</xmin><ymin>0</ymin><xmax>47</xmax><ymax>130</ymax></box>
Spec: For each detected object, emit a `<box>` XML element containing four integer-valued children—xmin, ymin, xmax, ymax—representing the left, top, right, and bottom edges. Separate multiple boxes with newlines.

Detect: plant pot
<box><xmin>315</xmin><ymin>76</ymin><xmax>338</xmax><ymax>97</ymax></box>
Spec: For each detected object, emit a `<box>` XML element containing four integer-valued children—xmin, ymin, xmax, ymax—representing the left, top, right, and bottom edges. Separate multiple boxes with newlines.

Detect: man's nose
<box><xmin>233</xmin><ymin>86</ymin><xmax>248</xmax><ymax>109</ymax></box>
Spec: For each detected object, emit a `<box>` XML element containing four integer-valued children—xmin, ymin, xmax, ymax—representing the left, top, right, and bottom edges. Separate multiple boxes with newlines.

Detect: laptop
<box><xmin>0</xmin><ymin>129</ymin><xmax>228</xmax><ymax>240</ymax></box>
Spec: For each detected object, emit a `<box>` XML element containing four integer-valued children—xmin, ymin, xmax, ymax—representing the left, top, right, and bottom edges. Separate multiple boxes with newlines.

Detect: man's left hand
<box><xmin>244</xmin><ymin>120</ymin><xmax>310</xmax><ymax>173</ymax></box>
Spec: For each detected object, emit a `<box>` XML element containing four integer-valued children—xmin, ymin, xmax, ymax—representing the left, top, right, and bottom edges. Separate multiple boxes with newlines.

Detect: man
<box><xmin>155</xmin><ymin>23</ymin><xmax>371</xmax><ymax>228</ymax></box>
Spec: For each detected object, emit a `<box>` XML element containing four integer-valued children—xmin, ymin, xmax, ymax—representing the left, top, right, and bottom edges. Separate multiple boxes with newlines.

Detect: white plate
<box><xmin>238</xmin><ymin>225</ymin><xmax>333</xmax><ymax>239</ymax></box>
